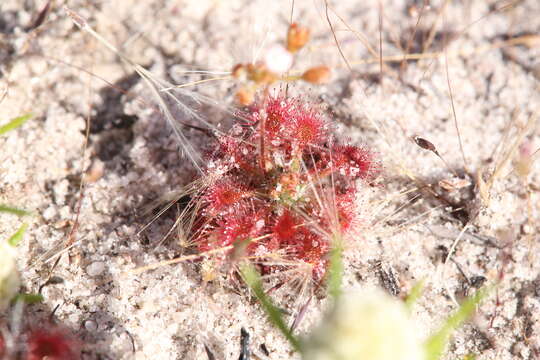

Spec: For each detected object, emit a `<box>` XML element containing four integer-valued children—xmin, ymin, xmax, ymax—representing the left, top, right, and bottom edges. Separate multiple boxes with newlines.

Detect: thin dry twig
<box><xmin>400</xmin><ymin>0</ymin><xmax>428</xmax><ymax>73</ymax></box>
<box><xmin>443</xmin><ymin>15</ymin><xmax>468</xmax><ymax>171</ymax></box>
<box><xmin>422</xmin><ymin>0</ymin><xmax>450</xmax><ymax>53</ymax></box>
<box><xmin>441</xmin><ymin>223</ymin><xmax>470</xmax><ymax>306</ymax></box>
<box><xmin>47</xmin><ymin>37</ymin><xmax>95</xmax><ymax>276</ymax></box>
<box><xmin>324</xmin><ymin>0</ymin><xmax>352</xmax><ymax>72</ymax></box>
<box><xmin>378</xmin><ymin>0</ymin><xmax>384</xmax><ymax>83</ymax></box>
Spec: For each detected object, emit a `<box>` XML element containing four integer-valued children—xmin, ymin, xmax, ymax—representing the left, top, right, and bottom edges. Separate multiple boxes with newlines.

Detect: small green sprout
<box><xmin>0</xmin><ymin>205</ymin><xmax>31</xmax><ymax>216</ymax></box>
<box><xmin>0</xmin><ymin>113</ymin><xmax>32</xmax><ymax>136</ymax></box>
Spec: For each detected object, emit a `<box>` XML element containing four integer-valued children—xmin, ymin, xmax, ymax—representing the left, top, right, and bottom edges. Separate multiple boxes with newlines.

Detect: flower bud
<box><xmin>301</xmin><ymin>66</ymin><xmax>331</xmax><ymax>84</ymax></box>
<box><xmin>236</xmin><ymin>87</ymin><xmax>255</xmax><ymax>105</ymax></box>
<box><xmin>287</xmin><ymin>23</ymin><xmax>310</xmax><ymax>53</ymax></box>
<box><xmin>302</xmin><ymin>289</ymin><xmax>425</xmax><ymax>360</ymax></box>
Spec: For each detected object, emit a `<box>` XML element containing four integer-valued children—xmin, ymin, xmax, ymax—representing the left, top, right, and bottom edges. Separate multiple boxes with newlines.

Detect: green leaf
<box><xmin>241</xmin><ymin>264</ymin><xmax>301</xmax><ymax>351</ymax></box>
<box><xmin>0</xmin><ymin>204</ymin><xmax>31</xmax><ymax>216</ymax></box>
<box><xmin>405</xmin><ymin>280</ymin><xmax>425</xmax><ymax>311</ymax></box>
<box><xmin>7</xmin><ymin>223</ymin><xmax>28</xmax><ymax>246</ymax></box>
<box><xmin>326</xmin><ymin>238</ymin><xmax>343</xmax><ymax>299</ymax></box>
<box><xmin>425</xmin><ymin>287</ymin><xmax>491</xmax><ymax>360</ymax></box>
<box><xmin>12</xmin><ymin>293</ymin><xmax>44</xmax><ymax>304</ymax></box>
<box><xmin>0</xmin><ymin>113</ymin><xmax>32</xmax><ymax>136</ymax></box>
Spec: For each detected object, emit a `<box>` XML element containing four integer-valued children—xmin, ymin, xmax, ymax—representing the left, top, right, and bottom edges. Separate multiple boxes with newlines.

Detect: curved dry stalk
<box><xmin>372</xmin><ymin>192</ymin><xmax>422</xmax><ymax>227</ymax></box>
<box><xmin>324</xmin><ymin>0</ymin><xmax>352</xmax><ymax>72</ymax></box>
<box><xmin>422</xmin><ymin>0</ymin><xmax>450</xmax><ymax>53</ymax></box>
<box><xmin>378</xmin><ymin>0</ymin><xmax>384</xmax><ymax>83</ymax></box>
<box><xmin>33</xmin><ymin>239</ymin><xmax>84</xmax><ymax>267</ymax></box>
<box><xmin>126</xmin><ymin>228</ymin><xmax>279</xmax><ymax>276</ymax></box>
<box><xmin>443</xmin><ymin>36</ymin><xmax>468</xmax><ymax>171</ymax></box>
<box><xmin>400</xmin><ymin>0</ymin><xmax>429</xmax><ymax>72</ymax></box>
<box><xmin>324</xmin><ymin>3</ymin><xmax>379</xmax><ymax>59</ymax></box>
<box><xmin>326</xmin><ymin>34</ymin><xmax>539</xmax><ymax>68</ymax></box>
<box><xmin>43</xmin><ymin>36</ymin><xmax>95</xmax><ymax>277</ymax></box>
<box><xmin>137</xmin><ymin>179</ymin><xmax>207</xmax><ymax>238</ymax></box>
<box><xmin>125</xmin><ymin>245</ymin><xmax>234</xmax><ymax>276</ymax></box>
<box><xmin>368</xmin><ymin>186</ymin><xmax>421</xmax><ymax>220</ymax></box>
<box><xmin>159</xmin><ymin>75</ymin><xmax>232</xmax><ymax>91</ymax></box>
<box><xmin>369</xmin><ymin>204</ymin><xmax>445</xmax><ymax>239</ymax></box>
<box><xmin>441</xmin><ymin>223</ymin><xmax>470</xmax><ymax>306</ymax></box>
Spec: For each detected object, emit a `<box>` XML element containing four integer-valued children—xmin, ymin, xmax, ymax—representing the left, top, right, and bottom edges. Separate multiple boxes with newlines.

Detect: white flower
<box><xmin>0</xmin><ymin>242</ymin><xmax>20</xmax><ymax>311</ymax></box>
<box><xmin>264</xmin><ymin>44</ymin><xmax>293</xmax><ymax>74</ymax></box>
<box><xmin>303</xmin><ymin>289</ymin><xmax>425</xmax><ymax>360</ymax></box>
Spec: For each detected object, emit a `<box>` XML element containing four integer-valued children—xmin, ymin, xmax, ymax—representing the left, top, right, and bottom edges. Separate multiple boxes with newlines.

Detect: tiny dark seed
<box><xmin>413</xmin><ymin>135</ymin><xmax>438</xmax><ymax>154</ymax></box>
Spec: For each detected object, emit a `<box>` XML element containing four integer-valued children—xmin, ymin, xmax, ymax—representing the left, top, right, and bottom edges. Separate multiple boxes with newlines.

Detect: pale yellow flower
<box><xmin>0</xmin><ymin>242</ymin><xmax>20</xmax><ymax>311</ymax></box>
<box><xmin>303</xmin><ymin>289</ymin><xmax>425</xmax><ymax>360</ymax></box>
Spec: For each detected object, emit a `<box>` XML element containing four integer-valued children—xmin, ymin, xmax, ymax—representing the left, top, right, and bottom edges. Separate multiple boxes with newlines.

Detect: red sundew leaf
<box><xmin>272</xmin><ymin>212</ymin><xmax>330</xmax><ymax>280</ymax></box>
<box><xmin>255</xmin><ymin>96</ymin><xmax>298</xmax><ymax>138</ymax></box>
<box><xmin>264</xmin><ymin>97</ymin><xmax>294</xmax><ymax>138</ymax></box>
<box><xmin>203</xmin><ymin>178</ymin><xmax>252</xmax><ymax>215</ymax></box>
<box><xmin>26</xmin><ymin>327</ymin><xmax>80</xmax><ymax>360</ymax></box>
<box><xmin>334</xmin><ymin>192</ymin><xmax>358</xmax><ymax>233</ymax></box>
<box><xmin>208</xmin><ymin>135</ymin><xmax>239</xmax><ymax>161</ymax></box>
<box><xmin>331</xmin><ymin>145</ymin><xmax>380</xmax><ymax>180</ymax></box>
<box><xmin>249</xmin><ymin>96</ymin><xmax>329</xmax><ymax>151</ymax></box>
<box><xmin>216</xmin><ymin>206</ymin><xmax>269</xmax><ymax>248</ymax></box>
<box><xmin>218</xmin><ymin>215</ymin><xmax>254</xmax><ymax>246</ymax></box>
<box><xmin>272</xmin><ymin>211</ymin><xmax>302</xmax><ymax>241</ymax></box>
<box><xmin>285</xmin><ymin>109</ymin><xmax>327</xmax><ymax>149</ymax></box>
<box><xmin>209</xmin><ymin>135</ymin><xmax>258</xmax><ymax>174</ymax></box>
<box><xmin>196</xmin><ymin>231</ymin><xmax>217</xmax><ymax>254</ymax></box>
<box><xmin>0</xmin><ymin>334</ymin><xmax>5</xmax><ymax>358</ymax></box>
<box><xmin>293</xmin><ymin>231</ymin><xmax>329</xmax><ymax>281</ymax></box>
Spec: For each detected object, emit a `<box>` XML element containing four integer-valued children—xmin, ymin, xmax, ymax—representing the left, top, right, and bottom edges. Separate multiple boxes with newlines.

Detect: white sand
<box><xmin>1</xmin><ymin>0</ymin><xmax>539</xmax><ymax>359</ymax></box>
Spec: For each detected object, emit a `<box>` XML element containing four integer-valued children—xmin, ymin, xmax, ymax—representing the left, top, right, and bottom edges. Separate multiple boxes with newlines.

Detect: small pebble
<box><xmin>42</xmin><ymin>206</ymin><xmax>57</xmax><ymax>221</ymax></box>
<box><xmin>521</xmin><ymin>224</ymin><xmax>533</xmax><ymax>235</ymax></box>
<box><xmin>84</xmin><ymin>319</ymin><xmax>98</xmax><ymax>332</ymax></box>
<box><xmin>87</xmin><ymin>262</ymin><xmax>106</xmax><ymax>277</ymax></box>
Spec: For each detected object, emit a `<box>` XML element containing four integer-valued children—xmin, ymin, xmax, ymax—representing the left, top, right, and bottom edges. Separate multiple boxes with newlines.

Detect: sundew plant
<box><xmin>190</xmin><ymin>94</ymin><xmax>380</xmax><ymax>283</ymax></box>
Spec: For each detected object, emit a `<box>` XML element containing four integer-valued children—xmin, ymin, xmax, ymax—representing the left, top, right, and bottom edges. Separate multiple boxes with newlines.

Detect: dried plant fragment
<box><xmin>438</xmin><ymin>178</ymin><xmax>471</xmax><ymax>192</ymax></box>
